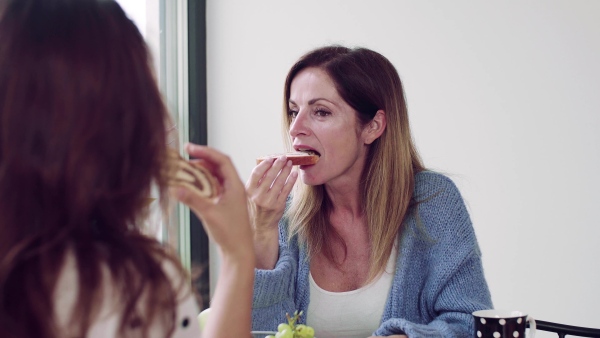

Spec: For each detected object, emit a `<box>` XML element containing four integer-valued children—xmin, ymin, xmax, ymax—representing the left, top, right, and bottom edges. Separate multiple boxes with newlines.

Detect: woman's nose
<box><xmin>289</xmin><ymin>110</ymin><xmax>310</xmax><ymax>138</ymax></box>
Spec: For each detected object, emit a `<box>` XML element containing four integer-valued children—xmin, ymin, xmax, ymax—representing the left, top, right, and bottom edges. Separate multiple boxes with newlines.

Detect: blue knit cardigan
<box><xmin>251</xmin><ymin>171</ymin><xmax>493</xmax><ymax>337</ymax></box>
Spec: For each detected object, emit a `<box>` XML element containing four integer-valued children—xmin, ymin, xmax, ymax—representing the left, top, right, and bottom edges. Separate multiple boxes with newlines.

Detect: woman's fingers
<box><xmin>261</xmin><ymin>157</ymin><xmax>289</xmax><ymax>189</ymax></box>
<box><xmin>276</xmin><ymin>162</ymin><xmax>298</xmax><ymax>198</ymax></box>
<box><xmin>184</xmin><ymin>143</ymin><xmax>240</xmax><ymax>184</ymax></box>
<box><xmin>265</xmin><ymin>158</ymin><xmax>293</xmax><ymax>194</ymax></box>
<box><xmin>248</xmin><ymin>156</ymin><xmax>295</xmax><ymax>200</ymax></box>
<box><xmin>170</xmin><ymin>183</ymin><xmax>210</xmax><ymax>215</ymax></box>
<box><xmin>247</xmin><ymin>158</ymin><xmax>283</xmax><ymax>190</ymax></box>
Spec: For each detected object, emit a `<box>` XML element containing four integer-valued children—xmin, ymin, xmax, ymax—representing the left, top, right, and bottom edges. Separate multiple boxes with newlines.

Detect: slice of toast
<box><xmin>256</xmin><ymin>152</ymin><xmax>320</xmax><ymax>166</ymax></box>
<box><xmin>167</xmin><ymin>149</ymin><xmax>219</xmax><ymax>198</ymax></box>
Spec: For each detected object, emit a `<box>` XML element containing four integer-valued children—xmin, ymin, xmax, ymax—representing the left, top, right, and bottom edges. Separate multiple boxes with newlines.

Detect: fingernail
<box><xmin>287</xmin><ymin>160</ymin><xmax>292</xmax><ymax>167</ymax></box>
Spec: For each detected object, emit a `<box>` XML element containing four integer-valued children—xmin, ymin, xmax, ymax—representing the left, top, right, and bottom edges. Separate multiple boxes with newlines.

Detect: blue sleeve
<box><xmin>251</xmin><ymin>218</ymin><xmax>299</xmax><ymax>332</ymax></box>
<box><xmin>374</xmin><ymin>172</ymin><xmax>493</xmax><ymax>337</ymax></box>
<box><xmin>375</xmin><ymin>252</ymin><xmax>491</xmax><ymax>337</ymax></box>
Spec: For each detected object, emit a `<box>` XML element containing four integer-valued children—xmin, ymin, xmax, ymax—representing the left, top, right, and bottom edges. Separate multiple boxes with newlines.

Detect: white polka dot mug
<box><xmin>472</xmin><ymin>310</ymin><xmax>536</xmax><ymax>338</ymax></box>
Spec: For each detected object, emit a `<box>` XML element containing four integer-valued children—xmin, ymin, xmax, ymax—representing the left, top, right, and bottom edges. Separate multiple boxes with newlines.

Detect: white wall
<box><xmin>115</xmin><ymin>0</ymin><xmax>146</xmax><ymax>37</ymax></box>
<box><xmin>206</xmin><ymin>0</ymin><xmax>600</xmax><ymax>333</ymax></box>
<box><xmin>116</xmin><ymin>0</ymin><xmax>162</xmax><ymax>80</ymax></box>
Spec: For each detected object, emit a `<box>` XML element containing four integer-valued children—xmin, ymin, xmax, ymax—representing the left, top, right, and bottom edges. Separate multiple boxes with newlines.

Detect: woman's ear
<box><xmin>362</xmin><ymin>110</ymin><xmax>386</xmax><ymax>145</ymax></box>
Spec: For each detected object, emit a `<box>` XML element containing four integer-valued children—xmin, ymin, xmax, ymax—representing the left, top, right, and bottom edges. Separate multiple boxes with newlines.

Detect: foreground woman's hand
<box><xmin>171</xmin><ymin>143</ymin><xmax>254</xmax><ymax>338</ymax></box>
<box><xmin>245</xmin><ymin>156</ymin><xmax>298</xmax><ymax>269</ymax></box>
<box><xmin>172</xmin><ymin>143</ymin><xmax>251</xmax><ymax>256</ymax></box>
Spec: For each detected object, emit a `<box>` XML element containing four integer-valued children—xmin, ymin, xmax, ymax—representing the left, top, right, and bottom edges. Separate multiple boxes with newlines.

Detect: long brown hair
<box><xmin>0</xmin><ymin>0</ymin><xmax>185</xmax><ymax>337</ymax></box>
<box><xmin>283</xmin><ymin>46</ymin><xmax>425</xmax><ymax>283</ymax></box>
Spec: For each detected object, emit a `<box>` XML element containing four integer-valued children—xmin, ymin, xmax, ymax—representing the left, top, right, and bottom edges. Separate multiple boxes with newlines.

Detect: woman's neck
<box><xmin>326</xmin><ymin>188</ymin><xmax>368</xmax><ymax>242</ymax></box>
<box><xmin>325</xmin><ymin>179</ymin><xmax>362</xmax><ymax>216</ymax></box>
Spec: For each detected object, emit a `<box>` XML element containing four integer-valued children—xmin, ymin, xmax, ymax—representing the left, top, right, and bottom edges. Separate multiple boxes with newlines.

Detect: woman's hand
<box><xmin>172</xmin><ymin>143</ymin><xmax>252</xmax><ymax>259</ymax></box>
<box><xmin>245</xmin><ymin>156</ymin><xmax>298</xmax><ymax>269</ymax></box>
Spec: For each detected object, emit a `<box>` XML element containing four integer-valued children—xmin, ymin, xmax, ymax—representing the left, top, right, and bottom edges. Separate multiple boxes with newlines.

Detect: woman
<box><xmin>0</xmin><ymin>0</ymin><xmax>253</xmax><ymax>337</ymax></box>
<box><xmin>247</xmin><ymin>46</ymin><xmax>493</xmax><ymax>337</ymax></box>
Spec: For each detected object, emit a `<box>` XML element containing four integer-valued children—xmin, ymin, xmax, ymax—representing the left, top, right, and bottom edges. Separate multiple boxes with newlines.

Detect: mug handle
<box><xmin>527</xmin><ymin>315</ymin><xmax>536</xmax><ymax>338</ymax></box>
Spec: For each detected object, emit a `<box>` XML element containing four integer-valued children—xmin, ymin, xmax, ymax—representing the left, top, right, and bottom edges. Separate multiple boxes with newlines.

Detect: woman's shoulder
<box><xmin>409</xmin><ymin>171</ymin><xmax>481</xmax><ymax>259</ymax></box>
<box><xmin>411</xmin><ymin>170</ymin><xmax>473</xmax><ymax>236</ymax></box>
<box><xmin>54</xmin><ymin>247</ymin><xmax>199</xmax><ymax>338</ymax></box>
<box><xmin>54</xmin><ymin>251</ymin><xmax>120</xmax><ymax>336</ymax></box>
<box><xmin>414</xmin><ymin>170</ymin><xmax>462</xmax><ymax>200</ymax></box>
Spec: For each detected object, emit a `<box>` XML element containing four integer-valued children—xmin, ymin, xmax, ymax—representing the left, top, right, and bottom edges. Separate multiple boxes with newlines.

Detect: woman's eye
<box><xmin>288</xmin><ymin>109</ymin><xmax>298</xmax><ymax>118</ymax></box>
<box><xmin>315</xmin><ymin>109</ymin><xmax>331</xmax><ymax>117</ymax></box>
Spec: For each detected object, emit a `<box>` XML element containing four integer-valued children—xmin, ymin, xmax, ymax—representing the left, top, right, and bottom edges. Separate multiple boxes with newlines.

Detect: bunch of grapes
<box><xmin>266</xmin><ymin>311</ymin><xmax>315</xmax><ymax>338</ymax></box>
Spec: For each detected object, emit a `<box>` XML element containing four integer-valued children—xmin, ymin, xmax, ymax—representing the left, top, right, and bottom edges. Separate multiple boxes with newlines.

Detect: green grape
<box><xmin>295</xmin><ymin>324</ymin><xmax>315</xmax><ymax>338</ymax></box>
<box><xmin>275</xmin><ymin>328</ymin><xmax>293</xmax><ymax>338</ymax></box>
<box><xmin>277</xmin><ymin>323</ymin><xmax>292</xmax><ymax>332</ymax></box>
<box><xmin>274</xmin><ymin>310</ymin><xmax>316</xmax><ymax>338</ymax></box>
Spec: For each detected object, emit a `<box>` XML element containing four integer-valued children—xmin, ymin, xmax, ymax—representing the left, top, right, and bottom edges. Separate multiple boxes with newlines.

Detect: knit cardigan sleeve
<box><xmin>251</xmin><ymin>216</ymin><xmax>299</xmax><ymax>331</ymax></box>
<box><xmin>373</xmin><ymin>172</ymin><xmax>493</xmax><ymax>337</ymax></box>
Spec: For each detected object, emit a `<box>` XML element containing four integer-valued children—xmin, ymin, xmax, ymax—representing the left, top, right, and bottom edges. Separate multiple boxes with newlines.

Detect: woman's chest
<box><xmin>305</xmin><ymin>251</ymin><xmax>397</xmax><ymax>338</ymax></box>
<box><xmin>309</xmin><ymin>249</ymin><xmax>371</xmax><ymax>292</ymax></box>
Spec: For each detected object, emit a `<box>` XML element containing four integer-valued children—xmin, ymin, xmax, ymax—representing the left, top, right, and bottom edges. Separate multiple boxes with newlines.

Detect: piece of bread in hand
<box><xmin>167</xmin><ymin>149</ymin><xmax>219</xmax><ymax>199</ymax></box>
<box><xmin>256</xmin><ymin>151</ymin><xmax>320</xmax><ymax>166</ymax></box>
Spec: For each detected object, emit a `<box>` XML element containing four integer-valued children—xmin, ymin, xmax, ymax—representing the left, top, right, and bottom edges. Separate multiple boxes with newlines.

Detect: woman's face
<box><xmin>288</xmin><ymin>67</ymin><xmax>370</xmax><ymax>187</ymax></box>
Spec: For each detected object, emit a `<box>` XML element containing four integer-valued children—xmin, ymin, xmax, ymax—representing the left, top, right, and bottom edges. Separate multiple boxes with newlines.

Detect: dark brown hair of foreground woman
<box><xmin>0</xmin><ymin>0</ymin><xmax>184</xmax><ymax>337</ymax></box>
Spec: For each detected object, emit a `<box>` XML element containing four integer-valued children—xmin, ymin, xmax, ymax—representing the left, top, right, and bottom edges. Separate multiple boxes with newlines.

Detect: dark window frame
<box><xmin>187</xmin><ymin>0</ymin><xmax>210</xmax><ymax>310</ymax></box>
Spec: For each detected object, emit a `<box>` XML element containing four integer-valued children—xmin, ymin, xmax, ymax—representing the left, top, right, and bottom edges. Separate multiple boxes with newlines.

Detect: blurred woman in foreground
<box><xmin>0</xmin><ymin>0</ymin><xmax>254</xmax><ymax>337</ymax></box>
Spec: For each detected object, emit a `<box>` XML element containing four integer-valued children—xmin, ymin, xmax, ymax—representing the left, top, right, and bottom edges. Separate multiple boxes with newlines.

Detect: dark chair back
<box><xmin>529</xmin><ymin>320</ymin><xmax>600</xmax><ymax>338</ymax></box>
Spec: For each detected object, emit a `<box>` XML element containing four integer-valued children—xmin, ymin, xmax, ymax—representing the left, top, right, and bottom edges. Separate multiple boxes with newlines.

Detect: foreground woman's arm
<box><xmin>173</xmin><ymin>143</ymin><xmax>255</xmax><ymax>338</ymax></box>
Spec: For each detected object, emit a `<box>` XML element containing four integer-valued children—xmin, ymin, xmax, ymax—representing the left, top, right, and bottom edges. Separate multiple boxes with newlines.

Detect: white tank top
<box><xmin>306</xmin><ymin>247</ymin><xmax>397</xmax><ymax>338</ymax></box>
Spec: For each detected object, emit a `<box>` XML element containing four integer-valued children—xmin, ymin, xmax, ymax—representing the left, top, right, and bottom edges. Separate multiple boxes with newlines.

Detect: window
<box><xmin>117</xmin><ymin>0</ymin><xmax>209</xmax><ymax>309</ymax></box>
